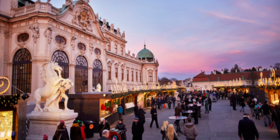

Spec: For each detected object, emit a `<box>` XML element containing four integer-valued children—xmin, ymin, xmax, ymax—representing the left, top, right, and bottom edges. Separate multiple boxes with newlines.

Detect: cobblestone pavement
<box><xmin>89</xmin><ymin>99</ymin><xmax>279</xmax><ymax>140</ymax></box>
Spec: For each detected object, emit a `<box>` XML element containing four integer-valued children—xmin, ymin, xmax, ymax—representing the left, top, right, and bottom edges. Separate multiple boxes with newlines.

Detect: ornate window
<box><xmin>75</xmin><ymin>56</ymin><xmax>88</xmax><ymax>93</ymax></box>
<box><xmin>12</xmin><ymin>48</ymin><xmax>32</xmax><ymax>94</ymax></box>
<box><xmin>121</xmin><ymin>47</ymin><xmax>123</xmax><ymax>55</ymax></box>
<box><xmin>95</xmin><ymin>48</ymin><xmax>101</xmax><ymax>55</ymax></box>
<box><xmin>17</xmin><ymin>33</ymin><xmax>29</xmax><ymax>42</ymax></box>
<box><xmin>93</xmin><ymin>60</ymin><xmax>103</xmax><ymax>91</ymax></box>
<box><xmin>78</xmin><ymin>43</ymin><xmax>86</xmax><ymax>51</ymax></box>
<box><xmin>217</xmin><ymin>77</ymin><xmax>220</xmax><ymax>81</ymax></box>
<box><xmin>121</xmin><ymin>69</ymin><xmax>124</xmax><ymax>81</ymax></box>
<box><xmin>132</xmin><ymin>71</ymin><xmax>134</xmax><ymax>82</ymax></box>
<box><xmin>51</xmin><ymin>50</ymin><xmax>69</xmax><ymax>78</ymax></box>
<box><xmin>108</xmin><ymin>67</ymin><xmax>111</xmax><ymax>80</ymax></box>
<box><xmin>136</xmin><ymin>72</ymin><xmax>138</xmax><ymax>82</ymax></box>
<box><xmin>140</xmin><ymin>72</ymin><xmax>141</xmax><ymax>82</ymax></box>
<box><xmin>115</xmin><ymin>68</ymin><xmax>118</xmax><ymax>79</ymax></box>
<box><xmin>55</xmin><ymin>36</ymin><xmax>66</xmax><ymax>45</ymax></box>
<box><xmin>155</xmin><ymin>70</ymin><xmax>158</xmax><ymax>82</ymax></box>
<box><xmin>115</xmin><ymin>45</ymin><xmax>117</xmax><ymax>53</ymax></box>
<box><xmin>108</xmin><ymin>44</ymin><xmax>111</xmax><ymax>51</ymax></box>
<box><xmin>127</xmin><ymin>70</ymin><xmax>129</xmax><ymax>81</ymax></box>
<box><xmin>149</xmin><ymin>72</ymin><xmax>153</xmax><ymax>82</ymax></box>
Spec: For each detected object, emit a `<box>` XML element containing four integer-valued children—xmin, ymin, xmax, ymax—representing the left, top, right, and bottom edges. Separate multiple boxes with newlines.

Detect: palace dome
<box><xmin>137</xmin><ymin>44</ymin><xmax>154</xmax><ymax>61</ymax></box>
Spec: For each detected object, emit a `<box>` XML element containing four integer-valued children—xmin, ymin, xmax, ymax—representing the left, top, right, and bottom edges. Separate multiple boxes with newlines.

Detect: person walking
<box><xmin>134</xmin><ymin>104</ymin><xmax>139</xmax><ymax>118</ymax></box>
<box><xmin>272</xmin><ymin>105</ymin><xmax>280</xmax><ymax>138</ymax></box>
<box><xmin>182</xmin><ymin>118</ymin><xmax>198</xmax><ymax>140</ymax></box>
<box><xmin>158</xmin><ymin>97</ymin><xmax>162</xmax><ymax>110</ymax></box>
<box><xmin>97</xmin><ymin>130</ymin><xmax>110</xmax><ymax>140</ymax></box>
<box><xmin>208</xmin><ymin>97</ymin><xmax>212</xmax><ymax>111</ymax></box>
<box><xmin>166</xmin><ymin>124</ymin><xmax>178</xmax><ymax>140</ymax></box>
<box><xmin>98</xmin><ymin>118</ymin><xmax>110</xmax><ymax>138</ymax></box>
<box><xmin>160</xmin><ymin>120</ymin><xmax>169</xmax><ymax>140</ymax></box>
<box><xmin>231</xmin><ymin>94</ymin><xmax>237</xmax><ymax>110</ymax></box>
<box><xmin>53</xmin><ymin>121</ymin><xmax>69</xmax><ymax>140</ymax></box>
<box><xmin>240</xmin><ymin>97</ymin><xmax>245</xmax><ymax>112</ymax></box>
<box><xmin>70</xmin><ymin>120</ymin><xmax>83</xmax><ymax>140</ymax></box>
<box><xmin>193</xmin><ymin>102</ymin><xmax>199</xmax><ymax>125</ymax></box>
<box><xmin>115</xmin><ymin>119</ymin><xmax>127</xmax><ymax>140</ymax></box>
<box><xmin>254</xmin><ymin>103</ymin><xmax>261</xmax><ymax>120</ymax></box>
<box><xmin>117</xmin><ymin>105</ymin><xmax>123</xmax><ymax>119</ymax></box>
<box><xmin>181</xmin><ymin>102</ymin><xmax>187</xmax><ymax>123</ymax></box>
<box><xmin>260</xmin><ymin>101</ymin><xmax>271</xmax><ymax>127</ymax></box>
<box><xmin>137</xmin><ymin>106</ymin><xmax>146</xmax><ymax>124</ymax></box>
<box><xmin>172</xmin><ymin>96</ymin><xmax>176</xmax><ymax>109</ymax></box>
<box><xmin>238</xmin><ymin>113</ymin><xmax>259</xmax><ymax>140</ymax></box>
<box><xmin>174</xmin><ymin>103</ymin><xmax>182</xmax><ymax>132</ymax></box>
<box><xmin>249</xmin><ymin>98</ymin><xmax>256</xmax><ymax>117</ymax></box>
<box><xmin>150</xmin><ymin>105</ymin><xmax>159</xmax><ymax>128</ymax></box>
<box><xmin>205</xmin><ymin>97</ymin><xmax>209</xmax><ymax>114</ymax></box>
<box><xmin>168</xmin><ymin>98</ymin><xmax>172</xmax><ymax>109</ymax></box>
<box><xmin>132</xmin><ymin>117</ymin><xmax>144</xmax><ymax>140</ymax></box>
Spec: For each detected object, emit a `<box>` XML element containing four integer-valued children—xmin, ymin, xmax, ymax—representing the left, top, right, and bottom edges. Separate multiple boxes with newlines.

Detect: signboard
<box><xmin>125</xmin><ymin>102</ymin><xmax>135</xmax><ymax>109</ymax></box>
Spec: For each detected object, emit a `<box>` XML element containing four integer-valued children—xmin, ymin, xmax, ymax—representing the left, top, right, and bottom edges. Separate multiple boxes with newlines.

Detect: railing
<box><xmin>13</xmin><ymin>2</ymin><xmax>62</xmax><ymax>17</ymax></box>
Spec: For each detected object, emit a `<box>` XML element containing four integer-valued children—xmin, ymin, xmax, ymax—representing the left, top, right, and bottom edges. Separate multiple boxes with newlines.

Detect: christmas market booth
<box><xmin>0</xmin><ymin>77</ymin><xmax>30</xmax><ymax>140</ymax></box>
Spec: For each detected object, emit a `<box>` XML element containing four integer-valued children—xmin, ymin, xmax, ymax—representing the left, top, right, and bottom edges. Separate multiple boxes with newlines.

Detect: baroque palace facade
<box><xmin>0</xmin><ymin>0</ymin><xmax>159</xmax><ymax>99</ymax></box>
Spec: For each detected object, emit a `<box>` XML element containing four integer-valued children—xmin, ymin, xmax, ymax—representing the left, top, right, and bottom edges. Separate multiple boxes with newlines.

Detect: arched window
<box><xmin>108</xmin><ymin>66</ymin><xmax>111</xmax><ymax>80</ymax></box>
<box><xmin>75</xmin><ymin>56</ymin><xmax>88</xmax><ymax>93</ymax></box>
<box><xmin>55</xmin><ymin>36</ymin><xmax>66</xmax><ymax>45</ymax></box>
<box><xmin>108</xmin><ymin>44</ymin><xmax>111</xmax><ymax>51</ymax></box>
<box><xmin>78</xmin><ymin>43</ymin><xmax>86</xmax><ymax>51</ymax></box>
<box><xmin>115</xmin><ymin>68</ymin><xmax>118</xmax><ymax>79</ymax></box>
<box><xmin>12</xmin><ymin>48</ymin><xmax>32</xmax><ymax>94</ymax></box>
<box><xmin>136</xmin><ymin>72</ymin><xmax>138</xmax><ymax>82</ymax></box>
<box><xmin>127</xmin><ymin>70</ymin><xmax>129</xmax><ymax>81</ymax></box>
<box><xmin>121</xmin><ymin>47</ymin><xmax>123</xmax><ymax>55</ymax></box>
<box><xmin>149</xmin><ymin>72</ymin><xmax>153</xmax><ymax>82</ymax></box>
<box><xmin>93</xmin><ymin>60</ymin><xmax>103</xmax><ymax>91</ymax></box>
<box><xmin>121</xmin><ymin>69</ymin><xmax>124</xmax><ymax>81</ymax></box>
<box><xmin>51</xmin><ymin>50</ymin><xmax>69</xmax><ymax>79</ymax></box>
<box><xmin>132</xmin><ymin>71</ymin><xmax>134</xmax><ymax>82</ymax></box>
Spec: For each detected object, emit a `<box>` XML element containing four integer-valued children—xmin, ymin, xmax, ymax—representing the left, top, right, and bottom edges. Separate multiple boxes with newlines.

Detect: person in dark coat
<box><xmin>249</xmin><ymin>98</ymin><xmax>256</xmax><ymax>117</ymax></box>
<box><xmin>208</xmin><ymin>97</ymin><xmax>212</xmax><ymax>111</ymax></box>
<box><xmin>272</xmin><ymin>105</ymin><xmax>280</xmax><ymax>138</ymax></box>
<box><xmin>192</xmin><ymin>102</ymin><xmax>199</xmax><ymax>125</ymax></box>
<box><xmin>231</xmin><ymin>94</ymin><xmax>237</xmax><ymax>110</ymax></box>
<box><xmin>158</xmin><ymin>97</ymin><xmax>162</xmax><ymax>110</ymax></box>
<box><xmin>240</xmin><ymin>97</ymin><xmax>246</xmax><ymax>112</ymax></box>
<box><xmin>115</xmin><ymin>119</ymin><xmax>127</xmax><ymax>140</ymax></box>
<box><xmin>168</xmin><ymin>97</ymin><xmax>172</xmax><ymax>109</ymax></box>
<box><xmin>97</xmin><ymin>130</ymin><xmax>110</xmax><ymax>140</ymax></box>
<box><xmin>172</xmin><ymin>96</ymin><xmax>176</xmax><ymax>108</ymax></box>
<box><xmin>132</xmin><ymin>117</ymin><xmax>144</xmax><ymax>140</ymax></box>
<box><xmin>238</xmin><ymin>113</ymin><xmax>259</xmax><ymax>140</ymax></box>
<box><xmin>137</xmin><ymin>106</ymin><xmax>146</xmax><ymax>124</ymax></box>
<box><xmin>181</xmin><ymin>102</ymin><xmax>187</xmax><ymax>123</ymax></box>
<box><xmin>70</xmin><ymin>120</ymin><xmax>83</xmax><ymax>140</ymax></box>
<box><xmin>134</xmin><ymin>105</ymin><xmax>139</xmax><ymax>117</ymax></box>
<box><xmin>99</xmin><ymin>118</ymin><xmax>110</xmax><ymax>138</ymax></box>
<box><xmin>53</xmin><ymin>121</ymin><xmax>69</xmax><ymax>140</ymax></box>
<box><xmin>260</xmin><ymin>101</ymin><xmax>271</xmax><ymax>127</ymax></box>
<box><xmin>150</xmin><ymin>105</ymin><xmax>159</xmax><ymax>128</ymax></box>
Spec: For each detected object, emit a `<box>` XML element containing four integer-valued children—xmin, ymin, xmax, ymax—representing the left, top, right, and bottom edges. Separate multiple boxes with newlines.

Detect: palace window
<box><xmin>108</xmin><ymin>44</ymin><xmax>111</xmax><ymax>51</ymax></box>
<box><xmin>95</xmin><ymin>48</ymin><xmax>101</xmax><ymax>55</ymax></box>
<box><xmin>241</xmin><ymin>76</ymin><xmax>244</xmax><ymax>80</ymax></box>
<box><xmin>93</xmin><ymin>60</ymin><xmax>103</xmax><ymax>91</ymax></box>
<box><xmin>121</xmin><ymin>47</ymin><xmax>123</xmax><ymax>55</ymax></box>
<box><xmin>115</xmin><ymin>45</ymin><xmax>117</xmax><ymax>53</ymax></box>
<box><xmin>78</xmin><ymin>43</ymin><xmax>86</xmax><ymax>51</ymax></box>
<box><xmin>51</xmin><ymin>50</ymin><xmax>69</xmax><ymax>78</ymax></box>
<box><xmin>132</xmin><ymin>71</ymin><xmax>134</xmax><ymax>81</ymax></box>
<box><xmin>75</xmin><ymin>56</ymin><xmax>88</xmax><ymax>93</ymax></box>
<box><xmin>140</xmin><ymin>72</ymin><xmax>141</xmax><ymax>82</ymax></box>
<box><xmin>136</xmin><ymin>72</ymin><xmax>138</xmax><ymax>82</ymax></box>
<box><xmin>108</xmin><ymin>66</ymin><xmax>111</xmax><ymax>80</ymax></box>
<box><xmin>122</xmin><ymin>69</ymin><xmax>124</xmax><ymax>81</ymax></box>
<box><xmin>17</xmin><ymin>33</ymin><xmax>29</xmax><ymax>42</ymax></box>
<box><xmin>149</xmin><ymin>72</ymin><xmax>153</xmax><ymax>82</ymax></box>
<box><xmin>127</xmin><ymin>70</ymin><xmax>129</xmax><ymax>81</ymax></box>
<box><xmin>12</xmin><ymin>48</ymin><xmax>32</xmax><ymax>94</ymax></box>
<box><xmin>55</xmin><ymin>36</ymin><xmax>66</xmax><ymax>45</ymax></box>
<box><xmin>115</xmin><ymin>68</ymin><xmax>118</xmax><ymax>79</ymax></box>
<box><xmin>217</xmin><ymin>77</ymin><xmax>220</xmax><ymax>81</ymax></box>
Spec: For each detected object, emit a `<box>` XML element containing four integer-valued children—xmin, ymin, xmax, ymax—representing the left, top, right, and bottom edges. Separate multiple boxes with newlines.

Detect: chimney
<box><xmin>214</xmin><ymin>70</ymin><xmax>216</xmax><ymax>75</ymax></box>
<box><xmin>259</xmin><ymin>66</ymin><xmax>262</xmax><ymax>71</ymax></box>
<box><xmin>221</xmin><ymin>69</ymin><xmax>224</xmax><ymax>74</ymax></box>
<box><xmin>270</xmin><ymin>65</ymin><xmax>273</xmax><ymax>70</ymax></box>
<box><xmin>235</xmin><ymin>69</ymin><xmax>237</xmax><ymax>73</ymax></box>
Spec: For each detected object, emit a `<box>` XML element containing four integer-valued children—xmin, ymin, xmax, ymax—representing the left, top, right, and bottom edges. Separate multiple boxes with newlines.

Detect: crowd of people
<box><xmin>47</xmin><ymin>90</ymin><xmax>280</xmax><ymax>140</ymax></box>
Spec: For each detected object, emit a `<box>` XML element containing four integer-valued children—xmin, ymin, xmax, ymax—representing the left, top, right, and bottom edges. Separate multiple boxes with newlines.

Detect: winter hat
<box><xmin>60</xmin><ymin>121</ymin><xmax>65</xmax><ymax>124</ymax></box>
<box><xmin>43</xmin><ymin>134</ymin><xmax>48</xmax><ymax>140</ymax></box>
<box><xmin>134</xmin><ymin>117</ymin><xmax>139</xmax><ymax>120</ymax></box>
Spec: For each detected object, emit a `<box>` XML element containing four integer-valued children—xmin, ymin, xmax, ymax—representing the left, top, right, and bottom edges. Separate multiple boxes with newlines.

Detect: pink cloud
<box><xmin>227</xmin><ymin>50</ymin><xmax>242</xmax><ymax>54</ymax></box>
<box><xmin>205</xmin><ymin>11</ymin><xmax>256</xmax><ymax>23</ymax></box>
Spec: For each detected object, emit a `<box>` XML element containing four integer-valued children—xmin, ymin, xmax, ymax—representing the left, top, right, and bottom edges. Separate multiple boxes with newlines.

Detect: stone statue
<box><xmin>96</xmin><ymin>83</ymin><xmax>101</xmax><ymax>92</ymax></box>
<box><xmin>33</xmin><ymin>61</ymin><xmax>74</xmax><ymax>112</ymax></box>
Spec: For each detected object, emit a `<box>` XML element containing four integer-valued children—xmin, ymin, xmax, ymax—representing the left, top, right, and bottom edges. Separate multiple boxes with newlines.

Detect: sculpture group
<box><xmin>33</xmin><ymin>61</ymin><xmax>74</xmax><ymax>112</ymax></box>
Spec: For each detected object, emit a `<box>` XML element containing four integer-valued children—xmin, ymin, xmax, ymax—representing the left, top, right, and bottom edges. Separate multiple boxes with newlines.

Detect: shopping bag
<box><xmin>270</xmin><ymin>122</ymin><xmax>274</xmax><ymax>129</ymax></box>
<box><xmin>163</xmin><ymin>104</ymin><xmax>166</xmax><ymax>109</ymax></box>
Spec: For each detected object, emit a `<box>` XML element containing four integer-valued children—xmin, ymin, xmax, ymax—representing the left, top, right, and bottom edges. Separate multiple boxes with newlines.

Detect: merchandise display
<box><xmin>0</xmin><ymin>111</ymin><xmax>13</xmax><ymax>140</ymax></box>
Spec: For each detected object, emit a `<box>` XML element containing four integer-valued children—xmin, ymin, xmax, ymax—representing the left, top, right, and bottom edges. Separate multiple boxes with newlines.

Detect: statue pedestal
<box><xmin>26</xmin><ymin>110</ymin><xmax>78</xmax><ymax>140</ymax></box>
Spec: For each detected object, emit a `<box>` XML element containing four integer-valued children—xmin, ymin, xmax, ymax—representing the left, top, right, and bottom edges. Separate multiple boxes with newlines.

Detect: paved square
<box><xmin>90</xmin><ymin>99</ymin><xmax>279</xmax><ymax>140</ymax></box>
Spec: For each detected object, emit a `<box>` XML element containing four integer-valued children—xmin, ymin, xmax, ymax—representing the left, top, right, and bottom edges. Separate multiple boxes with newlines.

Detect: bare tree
<box><xmin>274</xmin><ymin>63</ymin><xmax>280</xmax><ymax>70</ymax></box>
<box><xmin>158</xmin><ymin>77</ymin><xmax>170</xmax><ymax>85</ymax></box>
<box><xmin>170</xmin><ymin>78</ymin><xmax>178</xmax><ymax>81</ymax></box>
<box><xmin>246</xmin><ymin>71</ymin><xmax>259</xmax><ymax>85</ymax></box>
